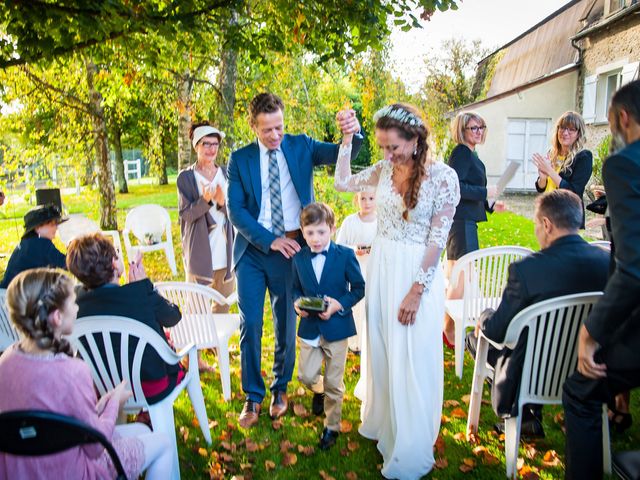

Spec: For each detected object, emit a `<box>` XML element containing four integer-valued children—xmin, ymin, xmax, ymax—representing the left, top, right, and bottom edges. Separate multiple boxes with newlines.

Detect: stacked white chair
<box><xmin>155</xmin><ymin>282</ymin><xmax>240</xmax><ymax>401</ymax></box>
<box><xmin>466</xmin><ymin>292</ymin><xmax>610</xmax><ymax>478</ymax></box>
<box><xmin>0</xmin><ymin>289</ymin><xmax>19</xmax><ymax>352</ymax></box>
<box><xmin>446</xmin><ymin>246</ymin><xmax>534</xmax><ymax>378</ymax></box>
<box><xmin>589</xmin><ymin>240</ymin><xmax>611</xmax><ymax>250</ymax></box>
<box><xmin>123</xmin><ymin>204</ymin><xmax>177</xmax><ymax>275</ymax></box>
<box><xmin>68</xmin><ymin>316</ymin><xmax>211</xmax><ymax>480</ymax></box>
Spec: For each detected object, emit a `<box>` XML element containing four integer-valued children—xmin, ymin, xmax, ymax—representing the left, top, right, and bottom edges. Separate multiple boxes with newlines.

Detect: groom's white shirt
<box><xmin>257</xmin><ymin>139</ymin><xmax>302</xmax><ymax>232</ymax></box>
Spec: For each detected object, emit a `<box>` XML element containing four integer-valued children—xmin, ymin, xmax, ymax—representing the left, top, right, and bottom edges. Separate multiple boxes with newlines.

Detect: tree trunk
<box><xmin>159</xmin><ymin>126</ymin><xmax>168</xmax><ymax>185</ymax></box>
<box><xmin>112</xmin><ymin>123</ymin><xmax>128</xmax><ymax>193</ymax></box>
<box><xmin>217</xmin><ymin>11</ymin><xmax>239</xmax><ymax>160</ymax></box>
<box><xmin>177</xmin><ymin>70</ymin><xmax>193</xmax><ymax>171</ymax></box>
<box><xmin>86</xmin><ymin>59</ymin><xmax>117</xmax><ymax>230</ymax></box>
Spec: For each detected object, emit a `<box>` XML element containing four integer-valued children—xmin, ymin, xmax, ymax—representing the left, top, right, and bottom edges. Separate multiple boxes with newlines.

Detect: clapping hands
<box><xmin>128</xmin><ymin>249</ymin><xmax>147</xmax><ymax>282</ymax></box>
<box><xmin>532</xmin><ymin>153</ymin><xmax>553</xmax><ymax>177</ymax></box>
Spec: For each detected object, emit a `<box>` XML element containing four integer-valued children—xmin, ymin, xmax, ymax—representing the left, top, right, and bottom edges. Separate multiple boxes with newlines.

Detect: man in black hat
<box><xmin>0</xmin><ymin>204</ymin><xmax>68</xmax><ymax>288</ymax></box>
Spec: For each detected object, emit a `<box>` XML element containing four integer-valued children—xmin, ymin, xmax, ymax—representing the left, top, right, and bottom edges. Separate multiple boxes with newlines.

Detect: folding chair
<box><xmin>0</xmin><ymin>289</ymin><xmax>19</xmax><ymax>352</ymax></box>
<box><xmin>0</xmin><ymin>409</ymin><xmax>126</xmax><ymax>480</ymax></box>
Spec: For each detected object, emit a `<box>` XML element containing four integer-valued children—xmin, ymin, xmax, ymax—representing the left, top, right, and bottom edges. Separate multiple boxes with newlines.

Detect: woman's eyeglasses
<box><xmin>465</xmin><ymin>126</ymin><xmax>486</xmax><ymax>133</ymax></box>
<box><xmin>558</xmin><ymin>126</ymin><xmax>578</xmax><ymax>134</ymax></box>
<box><xmin>201</xmin><ymin>141</ymin><xmax>220</xmax><ymax>149</ymax></box>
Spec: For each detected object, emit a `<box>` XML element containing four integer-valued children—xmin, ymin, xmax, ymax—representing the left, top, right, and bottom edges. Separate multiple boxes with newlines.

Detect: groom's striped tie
<box><xmin>268</xmin><ymin>149</ymin><xmax>285</xmax><ymax>237</ymax></box>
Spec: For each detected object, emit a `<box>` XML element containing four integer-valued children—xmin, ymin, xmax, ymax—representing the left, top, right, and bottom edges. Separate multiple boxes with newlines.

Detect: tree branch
<box><xmin>21</xmin><ymin>66</ymin><xmax>93</xmax><ymax>115</ymax></box>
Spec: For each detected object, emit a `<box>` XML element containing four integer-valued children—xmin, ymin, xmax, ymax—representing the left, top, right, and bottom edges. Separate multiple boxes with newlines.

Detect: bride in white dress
<box><xmin>335</xmin><ymin>104</ymin><xmax>460</xmax><ymax>479</ymax></box>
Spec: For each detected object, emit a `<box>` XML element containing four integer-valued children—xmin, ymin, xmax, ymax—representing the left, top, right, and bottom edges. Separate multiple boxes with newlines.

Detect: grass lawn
<box><xmin>0</xmin><ymin>174</ymin><xmax>637</xmax><ymax>479</ymax></box>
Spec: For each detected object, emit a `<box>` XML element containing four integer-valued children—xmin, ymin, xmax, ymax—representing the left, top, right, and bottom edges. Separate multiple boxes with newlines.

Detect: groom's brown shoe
<box><xmin>269</xmin><ymin>391</ymin><xmax>288</xmax><ymax>419</ymax></box>
<box><xmin>239</xmin><ymin>400</ymin><xmax>261</xmax><ymax>429</ymax></box>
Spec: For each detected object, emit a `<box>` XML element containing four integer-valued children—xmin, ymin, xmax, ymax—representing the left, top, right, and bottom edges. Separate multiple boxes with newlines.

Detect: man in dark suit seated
<box><xmin>563</xmin><ymin>80</ymin><xmax>640</xmax><ymax>480</ymax></box>
<box><xmin>466</xmin><ymin>189</ymin><xmax>609</xmax><ymax>437</ymax></box>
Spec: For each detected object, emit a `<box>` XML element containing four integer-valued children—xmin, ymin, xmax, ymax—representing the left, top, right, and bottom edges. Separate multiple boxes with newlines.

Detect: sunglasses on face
<box><xmin>465</xmin><ymin>126</ymin><xmax>486</xmax><ymax>133</ymax></box>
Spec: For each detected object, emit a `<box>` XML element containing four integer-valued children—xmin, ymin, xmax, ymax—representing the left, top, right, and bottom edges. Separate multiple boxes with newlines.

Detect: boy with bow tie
<box><xmin>292</xmin><ymin>202</ymin><xmax>365</xmax><ymax>450</ymax></box>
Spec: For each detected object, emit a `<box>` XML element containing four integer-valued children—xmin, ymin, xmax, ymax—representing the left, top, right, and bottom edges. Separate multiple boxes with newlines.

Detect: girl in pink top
<box><xmin>0</xmin><ymin>268</ymin><xmax>173</xmax><ymax>479</ymax></box>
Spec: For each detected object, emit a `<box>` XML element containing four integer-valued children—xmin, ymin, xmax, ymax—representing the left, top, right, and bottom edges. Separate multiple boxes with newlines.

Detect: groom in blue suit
<box><xmin>227</xmin><ymin>92</ymin><xmax>363</xmax><ymax>428</ymax></box>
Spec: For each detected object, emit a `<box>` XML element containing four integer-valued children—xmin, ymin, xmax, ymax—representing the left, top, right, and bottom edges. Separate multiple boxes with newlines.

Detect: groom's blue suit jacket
<box><xmin>227</xmin><ymin>133</ymin><xmax>363</xmax><ymax>268</ymax></box>
<box><xmin>292</xmin><ymin>242</ymin><xmax>365</xmax><ymax>342</ymax></box>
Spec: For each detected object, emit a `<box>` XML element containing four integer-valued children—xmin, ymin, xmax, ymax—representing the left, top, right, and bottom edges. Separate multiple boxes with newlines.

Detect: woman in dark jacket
<box><xmin>67</xmin><ymin>232</ymin><xmax>183</xmax><ymax>404</ymax></box>
<box><xmin>1</xmin><ymin>204</ymin><xmax>67</xmax><ymax>289</ymax></box>
<box><xmin>444</xmin><ymin>112</ymin><xmax>504</xmax><ymax>346</ymax></box>
<box><xmin>532</xmin><ymin>111</ymin><xmax>592</xmax><ymax>228</ymax></box>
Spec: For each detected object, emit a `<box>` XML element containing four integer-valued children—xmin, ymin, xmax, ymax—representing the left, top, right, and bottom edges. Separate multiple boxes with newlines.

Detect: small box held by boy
<box><xmin>292</xmin><ymin>202</ymin><xmax>365</xmax><ymax>450</ymax></box>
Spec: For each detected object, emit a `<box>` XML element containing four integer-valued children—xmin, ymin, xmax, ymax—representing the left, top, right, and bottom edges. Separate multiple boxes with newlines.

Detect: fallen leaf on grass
<box><xmin>554</xmin><ymin>412</ymin><xmax>564</xmax><ymax>425</ymax></box>
<box><xmin>340</xmin><ymin>420</ymin><xmax>353</xmax><ymax>433</ymax></box>
<box><xmin>264</xmin><ymin>460</ymin><xmax>276</xmax><ymax>471</ymax></box>
<box><xmin>209</xmin><ymin>420</ymin><xmax>218</xmax><ymax>429</ymax></box>
<box><xmin>451</xmin><ymin>407</ymin><xmax>467</xmax><ymax>418</ymax></box>
<box><xmin>461</xmin><ymin>394</ymin><xmax>471</xmax><ymax>404</ymax></box>
<box><xmin>240</xmin><ymin>463</ymin><xmax>253</xmax><ymax>470</ymax></box>
<box><xmin>347</xmin><ymin>441</ymin><xmax>359</xmax><ymax>452</ymax></box>
<box><xmin>524</xmin><ymin>443</ymin><xmax>537</xmax><ymax>460</ymax></box>
<box><xmin>198</xmin><ymin>447</ymin><xmax>208</xmax><ymax>457</ymax></box>
<box><xmin>453</xmin><ymin>432</ymin><xmax>466</xmax><ymax>441</ymax></box>
<box><xmin>434</xmin><ymin>457</ymin><xmax>449</xmax><ymax>469</ymax></box>
<box><xmin>542</xmin><ymin>450</ymin><xmax>561</xmax><ymax>467</ymax></box>
<box><xmin>462</xmin><ymin>458</ymin><xmax>476</xmax><ymax>467</ymax></box>
<box><xmin>345</xmin><ymin>472</ymin><xmax>358</xmax><ymax>480</ymax></box>
<box><xmin>282</xmin><ymin>452</ymin><xmax>297</xmax><ymax>466</ymax></box>
<box><xmin>444</xmin><ymin>399</ymin><xmax>460</xmax><ymax>408</ymax></box>
<box><xmin>230</xmin><ymin>476</ymin><xmax>244</xmax><ymax>480</ymax></box>
<box><xmin>221</xmin><ymin>441</ymin><xmax>236</xmax><ymax>452</ymax></box>
<box><xmin>293</xmin><ymin>403</ymin><xmax>309</xmax><ymax>417</ymax></box>
<box><xmin>434</xmin><ymin>435</ymin><xmax>446</xmax><ymax>455</ymax></box>
<box><xmin>245</xmin><ymin>438</ymin><xmax>259</xmax><ymax>452</ymax></box>
<box><xmin>296</xmin><ymin>386</ymin><xmax>306</xmax><ymax>396</ymax></box>
<box><xmin>209</xmin><ymin>462</ymin><xmax>224</xmax><ymax>480</ymax></box>
<box><xmin>441</xmin><ymin>414</ymin><xmax>451</xmax><ymax>424</ymax></box>
<box><xmin>319</xmin><ymin>471</ymin><xmax>336</xmax><ymax>480</ymax></box>
<box><xmin>192</xmin><ymin>418</ymin><xmax>200</xmax><ymax>428</ymax></box>
<box><xmin>340</xmin><ymin>448</ymin><xmax>350</xmax><ymax>457</ymax></box>
<box><xmin>180</xmin><ymin>426</ymin><xmax>189</xmax><ymax>442</ymax></box>
<box><xmin>472</xmin><ymin>446</ymin><xmax>488</xmax><ymax>456</ymax></box>
<box><xmin>280</xmin><ymin>440</ymin><xmax>294</xmax><ymax>452</ymax></box>
<box><xmin>519</xmin><ymin>465</ymin><xmax>541</xmax><ymax>479</ymax></box>
<box><xmin>297</xmin><ymin>444</ymin><xmax>315</xmax><ymax>456</ymax></box>
<box><xmin>219</xmin><ymin>452</ymin><xmax>233</xmax><ymax>463</ymax></box>
<box><xmin>272</xmin><ymin>419</ymin><xmax>283</xmax><ymax>430</ymax></box>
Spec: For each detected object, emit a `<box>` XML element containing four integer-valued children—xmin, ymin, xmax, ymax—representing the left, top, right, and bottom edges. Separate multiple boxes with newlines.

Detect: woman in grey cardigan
<box><xmin>177</xmin><ymin>122</ymin><xmax>235</xmax><ymax>315</ymax></box>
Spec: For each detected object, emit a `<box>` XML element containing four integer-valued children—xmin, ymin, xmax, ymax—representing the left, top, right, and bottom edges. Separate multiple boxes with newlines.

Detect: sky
<box><xmin>390</xmin><ymin>0</ymin><xmax>571</xmax><ymax>92</ymax></box>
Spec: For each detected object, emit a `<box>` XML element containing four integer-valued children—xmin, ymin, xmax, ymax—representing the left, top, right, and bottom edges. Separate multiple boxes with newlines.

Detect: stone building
<box><xmin>573</xmin><ymin>0</ymin><xmax>640</xmax><ymax>150</ymax></box>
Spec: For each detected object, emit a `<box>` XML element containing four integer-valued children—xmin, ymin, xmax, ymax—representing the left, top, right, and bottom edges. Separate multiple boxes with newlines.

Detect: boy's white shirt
<box><xmin>300</xmin><ymin>242</ymin><xmax>331</xmax><ymax>348</ymax></box>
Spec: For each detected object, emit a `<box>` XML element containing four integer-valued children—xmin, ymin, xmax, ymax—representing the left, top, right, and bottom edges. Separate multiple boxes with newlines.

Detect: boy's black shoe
<box><xmin>319</xmin><ymin>427</ymin><xmax>339</xmax><ymax>450</ymax></box>
<box><xmin>312</xmin><ymin>393</ymin><xmax>325</xmax><ymax>416</ymax></box>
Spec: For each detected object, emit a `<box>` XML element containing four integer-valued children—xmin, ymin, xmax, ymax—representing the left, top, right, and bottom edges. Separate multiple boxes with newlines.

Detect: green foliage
<box><xmin>592</xmin><ymin>134</ymin><xmax>611</xmax><ymax>185</ymax></box>
<box><xmin>417</xmin><ymin>38</ymin><xmax>490</xmax><ymax>157</ymax></box>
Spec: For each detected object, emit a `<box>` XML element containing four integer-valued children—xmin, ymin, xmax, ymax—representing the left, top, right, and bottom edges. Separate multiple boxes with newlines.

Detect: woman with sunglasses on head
<box><xmin>444</xmin><ymin>111</ymin><xmax>504</xmax><ymax>347</ymax></box>
<box><xmin>532</xmin><ymin>111</ymin><xmax>592</xmax><ymax>228</ymax></box>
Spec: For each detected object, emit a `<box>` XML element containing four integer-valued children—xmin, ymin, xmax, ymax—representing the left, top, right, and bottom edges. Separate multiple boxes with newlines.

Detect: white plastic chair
<box><xmin>0</xmin><ymin>289</ymin><xmax>20</xmax><ymax>352</ymax></box>
<box><xmin>155</xmin><ymin>282</ymin><xmax>240</xmax><ymax>401</ymax></box>
<box><xmin>68</xmin><ymin>316</ymin><xmax>212</xmax><ymax>480</ymax></box>
<box><xmin>466</xmin><ymin>292</ymin><xmax>611</xmax><ymax>478</ymax></box>
<box><xmin>446</xmin><ymin>246</ymin><xmax>534</xmax><ymax>378</ymax></box>
<box><xmin>123</xmin><ymin>205</ymin><xmax>177</xmax><ymax>275</ymax></box>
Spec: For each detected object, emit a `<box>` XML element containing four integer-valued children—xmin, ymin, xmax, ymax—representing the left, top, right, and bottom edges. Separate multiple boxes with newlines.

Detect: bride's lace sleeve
<box><xmin>334</xmin><ymin>142</ymin><xmax>383</xmax><ymax>192</ymax></box>
<box><xmin>415</xmin><ymin>165</ymin><xmax>460</xmax><ymax>295</ymax></box>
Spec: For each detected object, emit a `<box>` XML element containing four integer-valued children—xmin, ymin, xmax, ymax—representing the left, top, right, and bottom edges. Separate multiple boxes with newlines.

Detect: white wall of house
<box><xmin>472</xmin><ymin>70</ymin><xmax>578</xmax><ymax>191</ymax></box>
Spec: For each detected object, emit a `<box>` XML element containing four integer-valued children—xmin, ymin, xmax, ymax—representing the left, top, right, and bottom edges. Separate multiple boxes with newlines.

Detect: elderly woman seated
<box><xmin>66</xmin><ymin>232</ymin><xmax>184</xmax><ymax>404</ymax></box>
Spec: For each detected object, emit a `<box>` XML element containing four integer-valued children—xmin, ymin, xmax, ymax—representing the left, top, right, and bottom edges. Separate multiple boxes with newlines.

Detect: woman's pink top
<box><xmin>0</xmin><ymin>343</ymin><xmax>143</xmax><ymax>479</ymax></box>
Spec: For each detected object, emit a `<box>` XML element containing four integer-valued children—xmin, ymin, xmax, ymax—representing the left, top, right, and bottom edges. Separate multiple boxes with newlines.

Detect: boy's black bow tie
<box><xmin>311</xmin><ymin>251</ymin><xmax>327</xmax><ymax>258</ymax></box>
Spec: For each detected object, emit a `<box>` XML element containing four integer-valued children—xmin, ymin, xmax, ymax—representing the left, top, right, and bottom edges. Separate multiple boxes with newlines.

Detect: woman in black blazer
<box><xmin>532</xmin><ymin>111</ymin><xmax>592</xmax><ymax>228</ymax></box>
<box><xmin>444</xmin><ymin>112</ymin><xmax>504</xmax><ymax>346</ymax></box>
